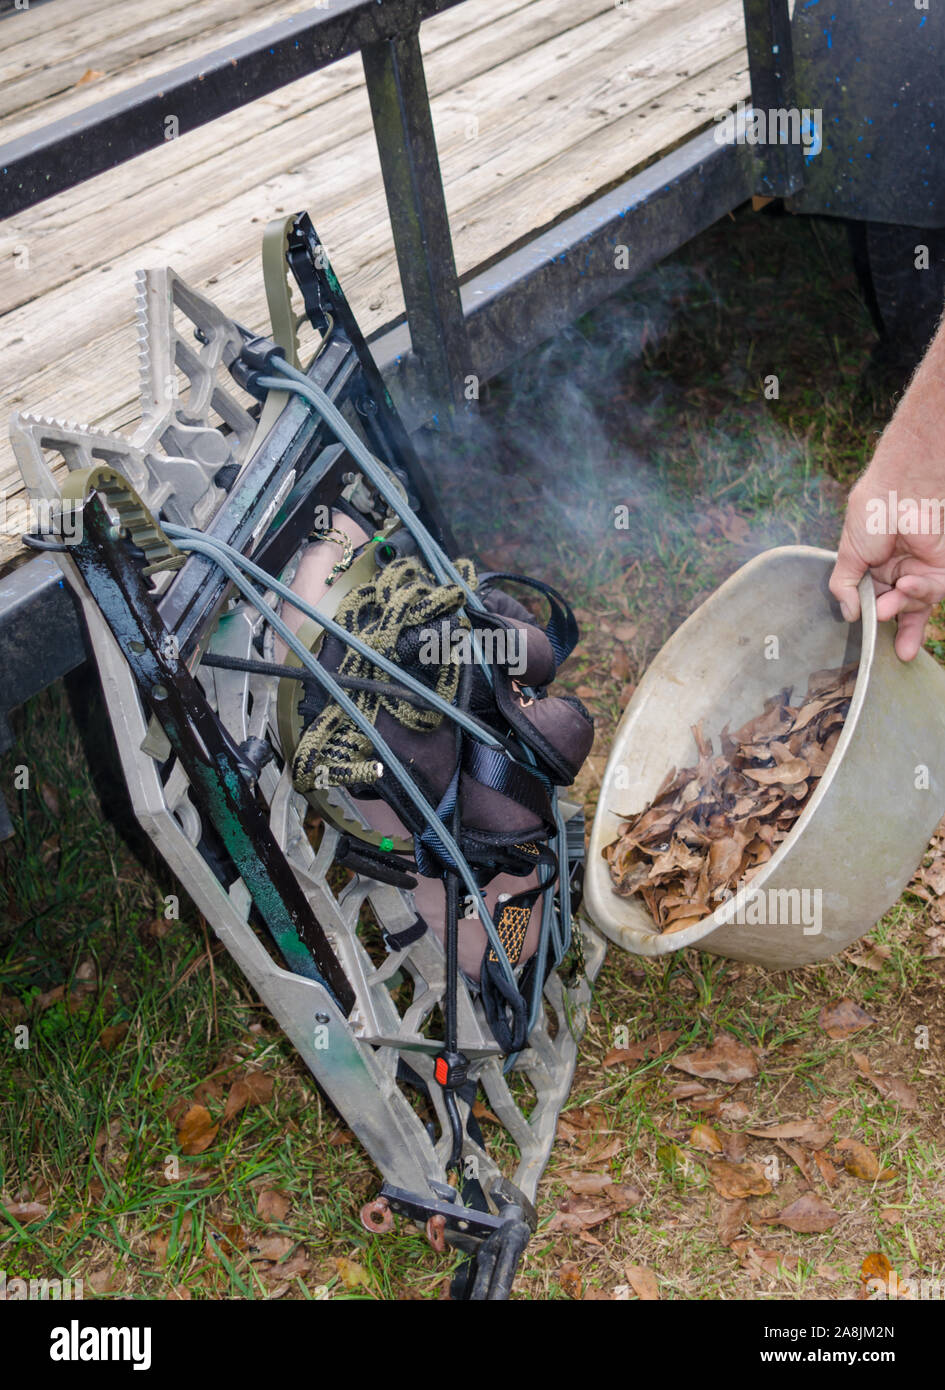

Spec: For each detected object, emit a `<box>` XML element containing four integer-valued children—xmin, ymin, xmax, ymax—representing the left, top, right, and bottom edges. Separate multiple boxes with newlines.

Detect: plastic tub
<box><xmin>585</xmin><ymin>546</ymin><xmax>945</xmax><ymax>968</ymax></box>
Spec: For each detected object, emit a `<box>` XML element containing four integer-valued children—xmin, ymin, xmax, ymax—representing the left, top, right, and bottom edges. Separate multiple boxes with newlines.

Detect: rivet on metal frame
<box><xmin>359</xmin><ymin>1195</ymin><xmax>394</xmax><ymax>1235</ymax></box>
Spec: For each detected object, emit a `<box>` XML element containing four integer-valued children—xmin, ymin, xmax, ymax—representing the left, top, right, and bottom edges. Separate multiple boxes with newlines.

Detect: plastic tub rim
<box><xmin>586</xmin><ymin>545</ymin><xmax>875</xmax><ymax>952</ymax></box>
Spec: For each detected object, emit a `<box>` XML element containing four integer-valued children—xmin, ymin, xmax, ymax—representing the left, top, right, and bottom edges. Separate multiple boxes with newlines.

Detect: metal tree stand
<box><xmin>11</xmin><ymin>216</ymin><xmax>605</xmax><ymax>1300</ymax></box>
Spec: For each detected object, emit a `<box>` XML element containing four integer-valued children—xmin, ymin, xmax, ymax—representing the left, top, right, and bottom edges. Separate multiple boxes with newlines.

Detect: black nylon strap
<box><xmin>476</xmin><ymin>571</ymin><xmax>580</xmax><ymax>668</ymax></box>
<box><xmin>383</xmin><ymin>915</ymin><xmax>428</xmax><ymax>952</ymax></box>
<box><xmin>335</xmin><ymin>834</ymin><xmax>418</xmax><ymax>889</ymax></box>
<box><xmin>461</xmin><ymin>741</ymin><xmax>555</xmax><ymax>829</ymax></box>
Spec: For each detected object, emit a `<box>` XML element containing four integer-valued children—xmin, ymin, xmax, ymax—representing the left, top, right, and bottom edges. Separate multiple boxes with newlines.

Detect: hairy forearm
<box><xmin>862</xmin><ymin>313</ymin><xmax>945</xmax><ymax>493</ymax></box>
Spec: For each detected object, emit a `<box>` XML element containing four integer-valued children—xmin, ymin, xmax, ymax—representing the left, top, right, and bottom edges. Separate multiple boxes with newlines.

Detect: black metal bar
<box><xmin>158</xmin><ymin>337</ymin><xmax>356</xmax><ymax>652</ymax></box>
<box><xmin>69</xmin><ymin>491</ymin><xmax>356</xmax><ymax>1012</ymax></box>
<box><xmin>286</xmin><ymin>213</ymin><xmax>457</xmax><ymax>548</ymax></box>
<box><xmin>741</xmin><ymin>0</ymin><xmax>804</xmax><ymax>198</ymax></box>
<box><xmin>362</xmin><ymin>29</ymin><xmax>469</xmax><ymax>420</ymax></box>
<box><xmin>0</xmin><ymin>0</ymin><xmax>466</xmax><ymax>216</ymax></box>
<box><xmin>0</xmin><ymin>553</ymin><xmax>87</xmax><ymax>717</ymax></box>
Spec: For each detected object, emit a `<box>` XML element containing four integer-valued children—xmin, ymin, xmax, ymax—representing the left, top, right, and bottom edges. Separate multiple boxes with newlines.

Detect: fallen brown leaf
<box><xmin>88</xmin><ymin>1264</ymin><xmax>124</xmax><ymax>1295</ymax></box>
<box><xmin>2</xmin><ymin>1201</ymin><xmax>48</xmax><ymax>1224</ymax></box>
<box><xmin>610</xmin><ymin>645</ymin><xmax>631</xmax><ymax>682</ymax></box>
<box><xmin>603</xmin><ymin>1029</ymin><xmax>680</xmax><ymax>1067</ymax></box>
<box><xmin>562</xmin><ymin>1171</ymin><xmax>610</xmax><ymax>1196</ymax></box>
<box><xmin>835</xmin><ymin>1138</ymin><xmax>897</xmax><ymax>1182</ymax></box>
<box><xmin>602</xmin><ymin>1048</ymin><xmax>642</xmax><ymax>1068</ymax></box>
<box><xmin>861</xmin><ymin>1251</ymin><xmax>893</xmax><ymax>1285</ymax></box>
<box><xmin>558</xmin><ymin>1262</ymin><xmax>583</xmax><ymax>1299</ymax></box>
<box><xmin>665</xmin><ymin>1081</ymin><xmax>709</xmax><ymax>1101</ymax></box>
<box><xmin>471</xmin><ymin>1100</ymin><xmax>501</xmax><ymax>1124</ymax></box>
<box><xmin>719</xmin><ymin>1100</ymin><xmax>751</xmax><ymax>1123</ymax></box>
<box><xmin>706</xmin><ymin>1158</ymin><xmax>772</xmax><ymax>1199</ymax></box>
<box><xmin>717</xmin><ymin>1198</ymin><xmax>749</xmax><ymax>1245</ymax></box>
<box><xmin>176</xmin><ymin>1104</ymin><xmax>219</xmax><ymax>1156</ymax></box>
<box><xmin>689</xmin><ymin>1123</ymin><xmax>723</xmax><ymax>1154</ymax></box>
<box><xmin>248</xmin><ymin>1234</ymin><xmax>295</xmax><ymax>1262</ymax></box>
<box><xmin>334</xmin><ymin>1256</ymin><xmax>370</xmax><ymax>1290</ymax></box>
<box><xmin>193</xmin><ymin>1076</ymin><xmax>225</xmax><ymax>1106</ymax></box>
<box><xmin>672</xmin><ymin>1034</ymin><xmax>758</xmax><ymax>1083</ymax></box>
<box><xmin>763</xmin><ymin>1191</ymin><xmax>840</xmax><ymax>1233</ymax></box>
<box><xmin>852</xmin><ymin>1053</ymin><xmax>919</xmax><ymax>1111</ymax></box>
<box><xmin>776</xmin><ymin>1140</ymin><xmax>814</xmax><ymax>1187</ymax></box>
<box><xmin>223</xmin><ymin>1069</ymin><xmax>275</xmax><ymax>1122</ymax></box>
<box><xmin>731</xmin><ymin>1240</ymin><xmax>801</xmax><ymax>1279</ymax></box>
<box><xmin>624</xmin><ymin>1264</ymin><xmax>659</xmax><ymax>1300</ymax></box>
<box><xmin>747</xmin><ymin>1119</ymin><xmax>832</xmax><ymax>1148</ymax></box>
<box><xmin>547</xmin><ymin>1182</ymin><xmax>641</xmax><ymax>1236</ymax></box>
<box><xmin>818</xmin><ymin>998</ymin><xmax>876</xmax><ymax>1039</ymax></box>
<box><xmin>141</xmin><ymin>917</ymin><xmax>173</xmax><ymax>940</ymax></box>
<box><xmin>98</xmin><ymin>1023</ymin><xmax>129</xmax><ymax>1053</ymax></box>
<box><xmin>148</xmin><ymin>1229</ymin><xmax>171</xmax><ymax>1264</ymax></box>
<box><xmin>256</xmin><ymin>1188</ymin><xmax>291</xmax><ymax>1222</ymax></box>
<box><xmin>722</xmin><ymin>1130</ymin><xmax>749</xmax><ymax>1162</ymax></box>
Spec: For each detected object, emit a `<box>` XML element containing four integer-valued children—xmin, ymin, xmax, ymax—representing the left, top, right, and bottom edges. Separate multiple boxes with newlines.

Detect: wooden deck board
<box><xmin>0</xmin><ymin>0</ymin><xmax>748</xmax><ymax>564</ymax></box>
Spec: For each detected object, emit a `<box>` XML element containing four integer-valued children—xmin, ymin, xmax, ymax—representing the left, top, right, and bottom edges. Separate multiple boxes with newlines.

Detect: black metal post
<box><xmin>741</xmin><ymin>0</ymin><xmax>805</xmax><ymax>198</ymax></box>
<box><xmin>362</xmin><ymin>28</ymin><xmax>469</xmax><ymax>422</ymax></box>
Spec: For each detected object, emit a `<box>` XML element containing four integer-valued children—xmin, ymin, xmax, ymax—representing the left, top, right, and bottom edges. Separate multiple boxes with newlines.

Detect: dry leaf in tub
<box><xmin>605</xmin><ymin>665</ymin><xmax>854</xmax><ymax>929</ymax></box>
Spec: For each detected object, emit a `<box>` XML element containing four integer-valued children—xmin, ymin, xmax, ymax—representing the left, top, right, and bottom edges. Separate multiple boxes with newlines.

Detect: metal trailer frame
<box><xmin>0</xmin><ymin>0</ymin><xmax>801</xmax><ymax>810</ymax></box>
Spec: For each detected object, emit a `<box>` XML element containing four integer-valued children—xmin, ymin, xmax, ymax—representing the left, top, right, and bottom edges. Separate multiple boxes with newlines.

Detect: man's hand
<box><xmin>830</xmin><ymin>321</ymin><xmax>945</xmax><ymax>661</ymax></box>
<box><xmin>830</xmin><ymin>491</ymin><xmax>945</xmax><ymax>660</ymax></box>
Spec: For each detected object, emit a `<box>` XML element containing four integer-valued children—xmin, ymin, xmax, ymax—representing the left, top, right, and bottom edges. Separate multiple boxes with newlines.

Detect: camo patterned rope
<box><xmin>292</xmin><ymin>556</ymin><xmax>476</xmax><ymax>792</ymax></box>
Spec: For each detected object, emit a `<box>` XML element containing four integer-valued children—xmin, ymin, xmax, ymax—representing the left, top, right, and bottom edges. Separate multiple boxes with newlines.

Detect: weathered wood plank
<box><xmin>0</xmin><ymin>0</ymin><xmax>613</xmax><ymax>308</ymax></box>
<box><xmin>0</xmin><ymin>0</ymin><xmax>748</xmax><ymax>566</ymax></box>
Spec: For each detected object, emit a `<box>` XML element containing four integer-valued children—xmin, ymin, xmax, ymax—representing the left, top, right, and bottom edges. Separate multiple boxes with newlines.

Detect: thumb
<box><xmin>828</xmin><ymin>537</ymin><xmax>869</xmax><ymax>624</ymax></box>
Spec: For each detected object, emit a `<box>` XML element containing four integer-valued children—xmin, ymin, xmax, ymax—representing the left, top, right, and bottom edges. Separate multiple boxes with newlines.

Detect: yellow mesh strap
<box><xmin>488</xmin><ymin>902</ymin><xmax>531</xmax><ymax>966</ymax></box>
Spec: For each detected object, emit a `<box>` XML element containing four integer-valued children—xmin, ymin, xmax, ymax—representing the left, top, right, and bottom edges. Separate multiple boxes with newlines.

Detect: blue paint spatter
<box><xmin>920</xmin><ymin>15</ymin><xmax>927</xmax><ymax>28</ymax></box>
